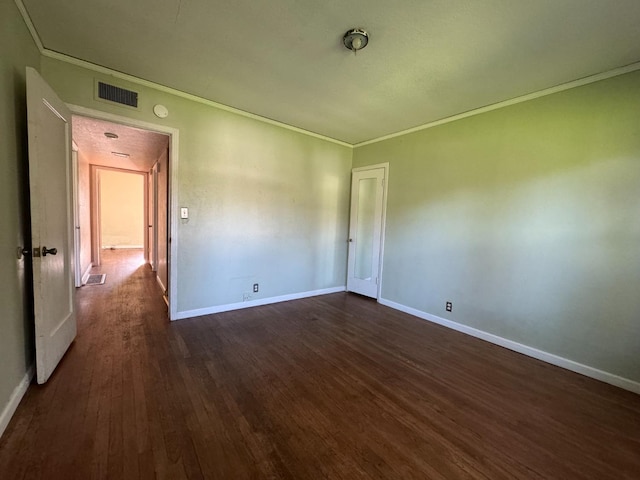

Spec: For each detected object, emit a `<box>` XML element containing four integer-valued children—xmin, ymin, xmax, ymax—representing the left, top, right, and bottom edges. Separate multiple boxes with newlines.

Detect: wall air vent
<box><xmin>97</xmin><ymin>81</ymin><xmax>138</xmax><ymax>108</ymax></box>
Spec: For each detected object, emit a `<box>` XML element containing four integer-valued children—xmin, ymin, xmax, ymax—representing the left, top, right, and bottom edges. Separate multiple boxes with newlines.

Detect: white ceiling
<box><xmin>22</xmin><ymin>0</ymin><xmax>640</xmax><ymax>145</ymax></box>
<box><xmin>73</xmin><ymin>116</ymin><xmax>168</xmax><ymax>171</ymax></box>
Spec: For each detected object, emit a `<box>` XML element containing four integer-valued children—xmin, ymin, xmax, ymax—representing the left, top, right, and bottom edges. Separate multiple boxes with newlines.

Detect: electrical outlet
<box><xmin>446</xmin><ymin>301</ymin><xmax>452</xmax><ymax>312</ymax></box>
<box><xmin>253</xmin><ymin>283</ymin><xmax>259</xmax><ymax>293</ymax></box>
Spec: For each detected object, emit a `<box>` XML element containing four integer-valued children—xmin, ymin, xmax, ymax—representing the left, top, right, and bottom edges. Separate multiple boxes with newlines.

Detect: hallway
<box><xmin>1</xmin><ymin>250</ymin><xmax>639</xmax><ymax>479</ymax></box>
<box><xmin>0</xmin><ymin>250</ymin><xmax>169</xmax><ymax>478</ymax></box>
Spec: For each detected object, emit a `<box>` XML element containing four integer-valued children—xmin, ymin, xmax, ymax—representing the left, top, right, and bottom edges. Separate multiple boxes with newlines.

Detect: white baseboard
<box><xmin>379</xmin><ymin>298</ymin><xmax>640</xmax><ymax>395</ymax></box>
<box><xmin>81</xmin><ymin>263</ymin><xmax>93</xmax><ymax>285</ymax></box>
<box><xmin>0</xmin><ymin>365</ymin><xmax>34</xmax><ymax>439</ymax></box>
<box><xmin>173</xmin><ymin>286</ymin><xmax>346</xmax><ymax>321</ymax></box>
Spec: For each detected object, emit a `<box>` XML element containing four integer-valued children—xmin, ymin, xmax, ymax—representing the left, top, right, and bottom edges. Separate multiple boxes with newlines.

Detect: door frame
<box><xmin>68</xmin><ymin>104</ymin><xmax>180</xmax><ymax>320</ymax></box>
<box><xmin>349</xmin><ymin>162</ymin><xmax>389</xmax><ymax>300</ymax></box>
<box><xmin>148</xmin><ymin>163</ymin><xmax>158</xmax><ymax>272</ymax></box>
<box><xmin>71</xmin><ymin>143</ymin><xmax>82</xmax><ymax>287</ymax></box>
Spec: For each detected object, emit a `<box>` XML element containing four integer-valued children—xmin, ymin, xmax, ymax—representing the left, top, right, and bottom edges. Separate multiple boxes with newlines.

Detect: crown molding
<box><xmin>354</xmin><ymin>61</ymin><xmax>640</xmax><ymax>148</ymax></box>
<box><xmin>14</xmin><ymin>0</ymin><xmax>43</xmax><ymax>51</ymax></box>
<box><xmin>15</xmin><ymin>1</ymin><xmax>351</xmax><ymax>148</ymax></box>
<box><xmin>16</xmin><ymin>0</ymin><xmax>640</xmax><ymax>150</ymax></box>
<box><xmin>41</xmin><ymin>50</ymin><xmax>353</xmax><ymax>148</ymax></box>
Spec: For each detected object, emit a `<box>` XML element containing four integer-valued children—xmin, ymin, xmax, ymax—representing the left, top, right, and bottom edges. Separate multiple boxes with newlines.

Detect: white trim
<box><xmin>67</xmin><ymin>104</ymin><xmax>180</xmax><ymax>321</ymax></box>
<box><xmin>379</xmin><ymin>298</ymin><xmax>640</xmax><ymax>395</ymax></box>
<box><xmin>172</xmin><ymin>286</ymin><xmax>346</xmax><ymax>321</ymax></box>
<box><xmin>347</xmin><ymin>163</ymin><xmax>389</xmax><ymax>300</ymax></box>
<box><xmin>358</xmin><ymin>163</ymin><xmax>390</xmax><ymax>300</ymax></box>
<box><xmin>81</xmin><ymin>262</ymin><xmax>93</xmax><ymax>285</ymax></box>
<box><xmin>14</xmin><ymin>0</ymin><xmax>43</xmax><ymax>52</ymax></box>
<box><xmin>15</xmin><ymin>0</ymin><xmax>640</xmax><ymax>149</ymax></box>
<box><xmin>71</xmin><ymin>149</ymin><xmax>82</xmax><ymax>287</ymax></box>
<box><xmin>379</xmin><ymin>165</ymin><xmax>389</xmax><ymax>300</ymax></box>
<box><xmin>14</xmin><ymin>0</ymin><xmax>347</xmax><ymax>147</ymax></box>
<box><xmin>0</xmin><ymin>365</ymin><xmax>34</xmax><ymax>439</ymax></box>
<box><xmin>68</xmin><ymin>104</ymin><xmax>178</xmax><ymax>137</ymax></box>
<box><xmin>354</xmin><ymin>61</ymin><xmax>640</xmax><ymax>148</ymax></box>
<box><xmin>39</xmin><ymin>51</ymin><xmax>351</xmax><ymax>148</ymax></box>
<box><xmin>351</xmin><ymin>163</ymin><xmax>388</xmax><ymax>173</ymax></box>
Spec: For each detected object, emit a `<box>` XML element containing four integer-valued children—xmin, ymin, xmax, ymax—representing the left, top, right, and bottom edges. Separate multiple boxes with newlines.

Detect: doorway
<box><xmin>71</xmin><ymin>112</ymin><xmax>174</xmax><ymax>308</ymax></box>
<box><xmin>346</xmin><ymin>163</ymin><xmax>389</xmax><ymax>299</ymax></box>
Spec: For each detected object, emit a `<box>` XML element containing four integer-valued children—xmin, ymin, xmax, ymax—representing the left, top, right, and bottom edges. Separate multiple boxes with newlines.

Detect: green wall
<box><xmin>40</xmin><ymin>57</ymin><xmax>352</xmax><ymax>315</ymax></box>
<box><xmin>0</xmin><ymin>0</ymin><xmax>40</xmax><ymax>427</ymax></box>
<box><xmin>354</xmin><ymin>71</ymin><xmax>640</xmax><ymax>383</ymax></box>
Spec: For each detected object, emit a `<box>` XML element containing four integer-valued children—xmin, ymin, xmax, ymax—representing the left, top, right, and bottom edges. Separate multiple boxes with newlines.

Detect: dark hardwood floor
<box><xmin>1</xmin><ymin>249</ymin><xmax>639</xmax><ymax>479</ymax></box>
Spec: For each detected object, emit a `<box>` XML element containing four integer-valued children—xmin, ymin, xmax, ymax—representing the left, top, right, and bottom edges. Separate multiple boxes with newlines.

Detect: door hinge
<box><xmin>375</xmin><ymin>277</ymin><xmax>378</xmax><ymax>285</ymax></box>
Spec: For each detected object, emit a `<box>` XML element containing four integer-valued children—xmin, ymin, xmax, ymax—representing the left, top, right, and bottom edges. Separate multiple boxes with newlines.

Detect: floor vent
<box><xmin>84</xmin><ymin>274</ymin><xmax>106</xmax><ymax>286</ymax></box>
<box><xmin>97</xmin><ymin>81</ymin><xmax>138</xmax><ymax>107</ymax></box>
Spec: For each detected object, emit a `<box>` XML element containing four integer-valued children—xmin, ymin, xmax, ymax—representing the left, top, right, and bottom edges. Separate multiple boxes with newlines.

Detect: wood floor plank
<box><xmin>1</xmin><ymin>249</ymin><xmax>639</xmax><ymax>479</ymax></box>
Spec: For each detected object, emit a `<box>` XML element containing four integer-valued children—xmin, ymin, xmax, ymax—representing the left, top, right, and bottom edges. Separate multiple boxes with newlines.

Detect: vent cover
<box><xmin>97</xmin><ymin>82</ymin><xmax>138</xmax><ymax>108</ymax></box>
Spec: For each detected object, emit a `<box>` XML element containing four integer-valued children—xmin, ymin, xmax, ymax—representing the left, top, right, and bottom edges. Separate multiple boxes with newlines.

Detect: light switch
<box><xmin>180</xmin><ymin>207</ymin><xmax>189</xmax><ymax>219</ymax></box>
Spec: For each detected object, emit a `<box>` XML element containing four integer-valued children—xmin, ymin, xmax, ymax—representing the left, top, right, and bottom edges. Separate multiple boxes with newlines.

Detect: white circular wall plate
<box><xmin>153</xmin><ymin>104</ymin><xmax>169</xmax><ymax>118</ymax></box>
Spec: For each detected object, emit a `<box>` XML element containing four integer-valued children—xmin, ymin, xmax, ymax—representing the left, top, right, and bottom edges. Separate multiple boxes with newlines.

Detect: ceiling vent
<box><xmin>97</xmin><ymin>81</ymin><xmax>138</xmax><ymax>108</ymax></box>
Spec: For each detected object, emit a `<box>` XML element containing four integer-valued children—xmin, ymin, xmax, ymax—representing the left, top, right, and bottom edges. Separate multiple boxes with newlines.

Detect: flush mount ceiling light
<box><xmin>111</xmin><ymin>151</ymin><xmax>130</xmax><ymax>158</ymax></box>
<box><xmin>104</xmin><ymin>132</ymin><xmax>119</xmax><ymax>139</ymax></box>
<box><xmin>343</xmin><ymin>28</ymin><xmax>369</xmax><ymax>55</ymax></box>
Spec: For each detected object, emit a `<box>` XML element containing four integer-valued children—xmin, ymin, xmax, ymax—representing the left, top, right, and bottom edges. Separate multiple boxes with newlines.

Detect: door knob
<box><xmin>42</xmin><ymin>246</ymin><xmax>58</xmax><ymax>256</ymax></box>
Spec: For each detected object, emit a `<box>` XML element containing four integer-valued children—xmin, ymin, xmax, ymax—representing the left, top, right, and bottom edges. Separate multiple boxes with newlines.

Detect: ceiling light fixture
<box><xmin>111</xmin><ymin>151</ymin><xmax>130</xmax><ymax>158</ymax></box>
<box><xmin>104</xmin><ymin>132</ymin><xmax>119</xmax><ymax>139</ymax></box>
<box><xmin>343</xmin><ymin>28</ymin><xmax>368</xmax><ymax>55</ymax></box>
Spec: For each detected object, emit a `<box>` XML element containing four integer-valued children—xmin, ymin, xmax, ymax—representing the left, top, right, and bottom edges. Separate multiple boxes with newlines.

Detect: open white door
<box><xmin>347</xmin><ymin>166</ymin><xmax>387</xmax><ymax>298</ymax></box>
<box><xmin>26</xmin><ymin>67</ymin><xmax>77</xmax><ymax>384</ymax></box>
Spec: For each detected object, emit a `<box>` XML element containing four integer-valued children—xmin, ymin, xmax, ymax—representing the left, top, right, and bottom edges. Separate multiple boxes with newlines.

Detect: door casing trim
<box><xmin>67</xmin><ymin>104</ymin><xmax>180</xmax><ymax>320</ymax></box>
<box><xmin>350</xmin><ymin>162</ymin><xmax>389</xmax><ymax>300</ymax></box>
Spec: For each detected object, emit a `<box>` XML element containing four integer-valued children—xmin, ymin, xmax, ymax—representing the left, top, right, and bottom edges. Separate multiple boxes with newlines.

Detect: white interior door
<box><xmin>347</xmin><ymin>166</ymin><xmax>386</xmax><ymax>298</ymax></box>
<box><xmin>26</xmin><ymin>67</ymin><xmax>77</xmax><ymax>384</ymax></box>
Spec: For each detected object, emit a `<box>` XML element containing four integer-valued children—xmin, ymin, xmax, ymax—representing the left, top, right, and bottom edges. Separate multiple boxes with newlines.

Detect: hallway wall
<box><xmin>0</xmin><ymin>0</ymin><xmax>41</xmax><ymax>435</ymax></box>
<box><xmin>155</xmin><ymin>149</ymin><xmax>169</xmax><ymax>292</ymax></box>
<box><xmin>99</xmin><ymin>170</ymin><xmax>145</xmax><ymax>249</ymax></box>
<box><xmin>77</xmin><ymin>148</ymin><xmax>92</xmax><ymax>277</ymax></box>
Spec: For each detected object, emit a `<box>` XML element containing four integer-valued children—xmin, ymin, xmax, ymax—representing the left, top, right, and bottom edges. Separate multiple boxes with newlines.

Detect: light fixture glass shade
<box><xmin>343</xmin><ymin>28</ymin><xmax>368</xmax><ymax>54</ymax></box>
